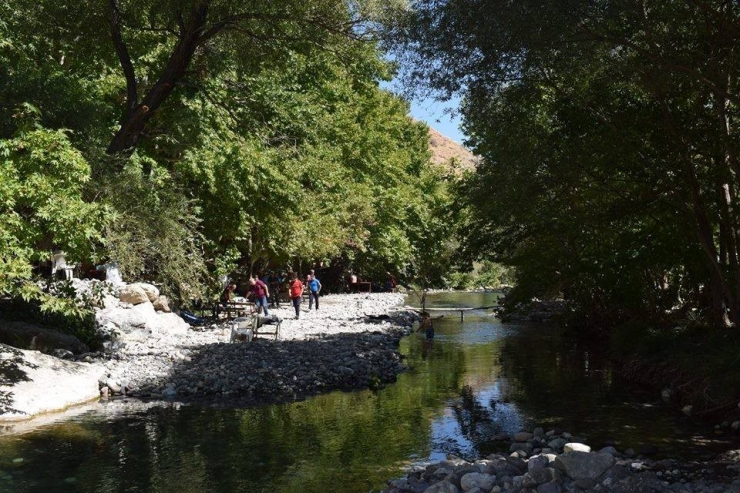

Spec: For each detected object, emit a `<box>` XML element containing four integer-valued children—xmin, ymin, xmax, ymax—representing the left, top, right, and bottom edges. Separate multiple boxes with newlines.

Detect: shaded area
<box><xmin>129</xmin><ymin>329</ymin><xmax>411</xmax><ymax>405</ymax></box>
<box><xmin>0</xmin><ymin>344</ymin><xmax>36</xmax><ymax>415</ymax></box>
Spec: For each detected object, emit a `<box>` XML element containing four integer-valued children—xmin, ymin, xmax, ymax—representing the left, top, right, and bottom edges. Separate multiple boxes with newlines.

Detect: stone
<box><xmin>548</xmin><ymin>438</ymin><xmax>568</xmax><ymax>450</ymax></box>
<box><xmin>506</xmin><ymin>456</ymin><xmax>528</xmax><ymax>473</ymax></box>
<box><xmin>0</xmin><ymin>321</ymin><xmax>89</xmax><ymax>355</ymax></box>
<box><xmin>515</xmin><ymin>432</ymin><xmax>534</xmax><ymax>442</ymax></box>
<box><xmin>53</xmin><ymin>349</ymin><xmax>74</xmax><ymax>359</ymax></box>
<box><xmin>554</xmin><ymin>451</ymin><xmax>615</xmax><ymax>480</ymax></box>
<box><xmin>423</xmin><ymin>481</ymin><xmax>459</xmax><ymax>493</ymax></box>
<box><xmin>573</xmin><ymin>478</ymin><xmax>597</xmax><ymax>490</ymax></box>
<box><xmin>0</xmin><ymin>344</ymin><xmax>103</xmax><ymax>421</ymax></box>
<box><xmin>131</xmin><ymin>283</ymin><xmax>160</xmax><ymax>302</ymax></box>
<box><xmin>529</xmin><ymin>467</ymin><xmax>561</xmax><ymax>485</ymax></box>
<box><xmin>149</xmin><ymin>313</ymin><xmax>189</xmax><ymax>336</ymax></box>
<box><xmin>661</xmin><ymin>388</ymin><xmax>672</xmax><ymax>403</ymax></box>
<box><xmin>537</xmin><ymin>481</ymin><xmax>561</xmax><ymax>493</ymax></box>
<box><xmin>118</xmin><ymin>284</ymin><xmax>149</xmax><ymax>305</ymax></box>
<box><xmin>106</xmin><ymin>378</ymin><xmax>121</xmax><ymax>393</ymax></box>
<box><xmin>95</xmin><ymin>303</ymin><xmax>188</xmax><ymax>342</ymax></box>
<box><xmin>152</xmin><ymin>295</ymin><xmax>171</xmax><ymax>313</ymax></box>
<box><xmin>564</xmin><ymin>443</ymin><xmax>591</xmax><ymax>453</ymax></box>
<box><xmin>528</xmin><ymin>454</ymin><xmax>550</xmax><ymax>473</ymax></box>
<box><xmin>510</xmin><ymin>442</ymin><xmax>533</xmax><ymax>455</ymax></box>
<box><xmin>598</xmin><ymin>446</ymin><xmax>618</xmax><ymax>456</ymax></box>
<box><xmin>460</xmin><ymin>473</ymin><xmax>495</xmax><ymax>492</ymax></box>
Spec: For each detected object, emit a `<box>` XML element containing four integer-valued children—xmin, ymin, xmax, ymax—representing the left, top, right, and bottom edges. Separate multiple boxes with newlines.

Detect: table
<box><xmin>220</xmin><ymin>301</ymin><xmax>253</xmax><ymax>319</ymax></box>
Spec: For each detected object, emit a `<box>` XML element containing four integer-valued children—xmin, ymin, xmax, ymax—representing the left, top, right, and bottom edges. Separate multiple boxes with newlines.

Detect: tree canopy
<box><xmin>0</xmin><ymin>0</ymin><xmax>460</xmax><ymax>305</ymax></box>
<box><xmin>391</xmin><ymin>1</ymin><xmax>740</xmax><ymax>327</ymax></box>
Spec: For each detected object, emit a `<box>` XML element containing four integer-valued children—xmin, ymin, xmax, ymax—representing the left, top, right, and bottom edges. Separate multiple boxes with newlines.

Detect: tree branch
<box><xmin>108</xmin><ymin>0</ymin><xmax>138</xmax><ymax>118</ymax></box>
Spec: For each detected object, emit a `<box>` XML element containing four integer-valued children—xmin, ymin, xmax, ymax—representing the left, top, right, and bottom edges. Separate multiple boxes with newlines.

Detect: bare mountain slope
<box><xmin>428</xmin><ymin>127</ymin><xmax>478</xmax><ymax>173</ymax></box>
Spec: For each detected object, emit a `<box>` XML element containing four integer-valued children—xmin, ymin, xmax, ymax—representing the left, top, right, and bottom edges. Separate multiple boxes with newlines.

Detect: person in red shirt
<box><xmin>288</xmin><ymin>272</ymin><xmax>304</xmax><ymax>319</ymax></box>
<box><xmin>249</xmin><ymin>276</ymin><xmax>270</xmax><ymax>316</ymax></box>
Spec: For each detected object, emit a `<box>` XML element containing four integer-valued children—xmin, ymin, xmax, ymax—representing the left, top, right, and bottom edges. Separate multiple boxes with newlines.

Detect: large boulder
<box><xmin>149</xmin><ymin>313</ymin><xmax>189</xmax><ymax>336</ymax></box>
<box><xmin>118</xmin><ymin>285</ymin><xmax>149</xmax><ymax>305</ymax></box>
<box><xmin>95</xmin><ymin>303</ymin><xmax>188</xmax><ymax>342</ymax></box>
<box><xmin>554</xmin><ymin>451</ymin><xmax>615</xmax><ymax>480</ymax></box>
<box><xmin>131</xmin><ymin>283</ymin><xmax>160</xmax><ymax>303</ymax></box>
<box><xmin>0</xmin><ymin>344</ymin><xmax>102</xmax><ymax>421</ymax></box>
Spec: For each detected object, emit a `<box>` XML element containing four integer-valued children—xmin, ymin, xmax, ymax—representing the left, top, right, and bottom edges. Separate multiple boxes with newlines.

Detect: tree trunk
<box><xmin>106</xmin><ymin>4</ymin><xmax>209</xmax><ymax>159</ymax></box>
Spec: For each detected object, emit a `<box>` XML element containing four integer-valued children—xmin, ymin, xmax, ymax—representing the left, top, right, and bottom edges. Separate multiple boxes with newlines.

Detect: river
<box><xmin>0</xmin><ymin>292</ymin><xmax>731</xmax><ymax>492</ymax></box>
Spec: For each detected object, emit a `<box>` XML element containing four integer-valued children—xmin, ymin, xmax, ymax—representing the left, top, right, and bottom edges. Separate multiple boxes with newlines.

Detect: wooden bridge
<box><xmin>403</xmin><ymin>304</ymin><xmax>501</xmax><ymax>321</ymax></box>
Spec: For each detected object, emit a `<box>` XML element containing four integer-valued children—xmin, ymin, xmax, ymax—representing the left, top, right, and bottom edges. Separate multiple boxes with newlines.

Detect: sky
<box><xmin>407</xmin><ymin>94</ymin><xmax>467</xmax><ymax>144</ymax></box>
<box><xmin>380</xmin><ymin>81</ymin><xmax>467</xmax><ymax>145</ymax></box>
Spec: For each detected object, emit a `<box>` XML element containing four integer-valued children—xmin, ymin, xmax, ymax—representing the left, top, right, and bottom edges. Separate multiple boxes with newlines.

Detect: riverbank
<box><xmin>0</xmin><ymin>293</ymin><xmax>419</xmax><ymax>422</ymax></box>
<box><xmin>382</xmin><ymin>426</ymin><xmax>740</xmax><ymax>493</ymax></box>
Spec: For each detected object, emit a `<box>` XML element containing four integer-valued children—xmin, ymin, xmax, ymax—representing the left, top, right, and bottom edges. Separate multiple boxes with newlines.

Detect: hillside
<box><xmin>428</xmin><ymin>127</ymin><xmax>478</xmax><ymax>174</ymax></box>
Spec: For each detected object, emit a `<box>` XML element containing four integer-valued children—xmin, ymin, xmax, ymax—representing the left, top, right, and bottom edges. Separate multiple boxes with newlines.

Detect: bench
<box><xmin>229</xmin><ymin>315</ymin><xmax>282</xmax><ymax>342</ymax></box>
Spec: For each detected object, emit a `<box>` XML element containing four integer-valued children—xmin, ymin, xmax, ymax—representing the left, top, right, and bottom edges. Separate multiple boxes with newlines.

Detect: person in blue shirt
<box><xmin>307</xmin><ymin>274</ymin><xmax>322</xmax><ymax>310</ymax></box>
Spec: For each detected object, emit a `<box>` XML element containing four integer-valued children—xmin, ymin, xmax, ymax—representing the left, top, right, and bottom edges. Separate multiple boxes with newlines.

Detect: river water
<box><xmin>0</xmin><ymin>292</ymin><xmax>731</xmax><ymax>492</ymax></box>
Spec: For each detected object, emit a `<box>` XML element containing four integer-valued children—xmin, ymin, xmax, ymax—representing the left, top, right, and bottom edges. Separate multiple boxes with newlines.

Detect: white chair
<box><xmin>51</xmin><ymin>251</ymin><xmax>75</xmax><ymax>280</ymax></box>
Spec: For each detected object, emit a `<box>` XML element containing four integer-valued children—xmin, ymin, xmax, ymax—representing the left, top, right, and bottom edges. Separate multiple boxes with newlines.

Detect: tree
<box><xmin>391</xmin><ymin>0</ymin><xmax>740</xmax><ymax>326</ymax></box>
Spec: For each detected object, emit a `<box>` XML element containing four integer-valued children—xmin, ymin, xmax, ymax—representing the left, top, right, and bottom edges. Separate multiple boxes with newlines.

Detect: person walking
<box><xmin>288</xmin><ymin>272</ymin><xmax>304</xmax><ymax>319</ymax></box>
<box><xmin>307</xmin><ymin>274</ymin><xmax>322</xmax><ymax>310</ymax></box>
<box><xmin>249</xmin><ymin>276</ymin><xmax>270</xmax><ymax>317</ymax></box>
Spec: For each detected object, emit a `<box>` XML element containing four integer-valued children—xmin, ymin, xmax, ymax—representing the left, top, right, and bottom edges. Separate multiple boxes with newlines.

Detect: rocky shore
<box><xmin>382</xmin><ymin>428</ymin><xmax>740</xmax><ymax>493</ymax></box>
<box><xmin>0</xmin><ymin>286</ymin><xmax>420</xmax><ymax>422</ymax></box>
<box><xmin>94</xmin><ymin>292</ymin><xmax>417</xmax><ymax>403</ymax></box>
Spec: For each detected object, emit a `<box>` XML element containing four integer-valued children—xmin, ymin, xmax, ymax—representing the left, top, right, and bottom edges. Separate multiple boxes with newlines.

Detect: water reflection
<box><xmin>0</xmin><ymin>292</ymin><xmax>733</xmax><ymax>492</ymax></box>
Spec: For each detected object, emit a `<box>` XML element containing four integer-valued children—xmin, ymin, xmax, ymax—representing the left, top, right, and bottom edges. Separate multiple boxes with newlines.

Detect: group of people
<box><xmin>219</xmin><ymin>270</ymin><xmax>322</xmax><ymax>320</ymax></box>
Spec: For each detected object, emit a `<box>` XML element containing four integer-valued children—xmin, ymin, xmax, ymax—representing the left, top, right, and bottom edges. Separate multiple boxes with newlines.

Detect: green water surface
<box><xmin>0</xmin><ymin>292</ymin><xmax>730</xmax><ymax>492</ymax></box>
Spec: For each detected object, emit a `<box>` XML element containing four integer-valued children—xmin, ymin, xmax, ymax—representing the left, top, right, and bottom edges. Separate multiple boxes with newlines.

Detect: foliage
<box><xmin>391</xmin><ymin>0</ymin><xmax>740</xmax><ymax>328</ymax></box>
<box><xmin>0</xmin><ymin>0</ymin><xmax>456</xmax><ymax>317</ymax></box>
<box><xmin>100</xmin><ymin>157</ymin><xmax>209</xmax><ymax>301</ymax></box>
<box><xmin>611</xmin><ymin>318</ymin><xmax>740</xmax><ymax>413</ymax></box>
<box><xmin>0</xmin><ymin>114</ymin><xmax>109</xmax><ymax>295</ymax></box>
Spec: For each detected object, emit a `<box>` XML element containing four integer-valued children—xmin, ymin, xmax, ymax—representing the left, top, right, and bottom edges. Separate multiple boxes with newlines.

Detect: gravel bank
<box><xmin>95</xmin><ymin>293</ymin><xmax>418</xmax><ymax>403</ymax></box>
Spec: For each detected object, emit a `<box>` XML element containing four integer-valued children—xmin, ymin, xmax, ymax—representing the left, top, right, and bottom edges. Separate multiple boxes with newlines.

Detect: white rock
<box><xmin>0</xmin><ymin>344</ymin><xmax>102</xmax><ymax>421</ymax></box>
<box><xmin>131</xmin><ymin>283</ymin><xmax>160</xmax><ymax>303</ymax></box>
<box><xmin>153</xmin><ymin>295</ymin><xmax>171</xmax><ymax>313</ymax></box>
<box><xmin>564</xmin><ymin>443</ymin><xmax>591</xmax><ymax>453</ymax></box>
<box><xmin>118</xmin><ymin>285</ymin><xmax>149</xmax><ymax>305</ymax></box>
